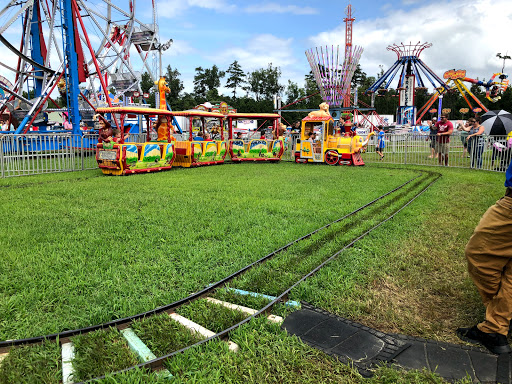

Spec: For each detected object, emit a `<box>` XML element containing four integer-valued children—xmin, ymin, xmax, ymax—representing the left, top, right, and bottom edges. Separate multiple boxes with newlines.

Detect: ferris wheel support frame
<box><xmin>72</xmin><ymin>0</ymin><xmax>121</xmax><ymax>130</ymax></box>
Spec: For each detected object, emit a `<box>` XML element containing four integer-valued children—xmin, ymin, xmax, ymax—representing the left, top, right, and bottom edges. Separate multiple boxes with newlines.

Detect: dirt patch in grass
<box><xmin>360</xmin><ymin>277</ymin><xmax>472</xmax><ymax>343</ymax></box>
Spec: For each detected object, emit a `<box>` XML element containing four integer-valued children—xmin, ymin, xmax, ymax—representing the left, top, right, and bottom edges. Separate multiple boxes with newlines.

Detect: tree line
<box><xmin>138</xmin><ymin>61</ymin><xmax>512</xmax><ymax>125</ymax></box>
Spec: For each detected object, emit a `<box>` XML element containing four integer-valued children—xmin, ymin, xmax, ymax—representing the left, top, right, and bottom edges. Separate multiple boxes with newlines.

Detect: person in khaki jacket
<box><xmin>457</xmin><ymin>161</ymin><xmax>512</xmax><ymax>354</ymax></box>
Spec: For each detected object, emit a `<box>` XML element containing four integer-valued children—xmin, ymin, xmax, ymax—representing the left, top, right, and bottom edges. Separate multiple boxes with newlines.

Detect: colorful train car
<box><xmin>95</xmin><ymin>107</ymin><xmax>176</xmax><ymax>175</ymax></box>
<box><xmin>294</xmin><ymin>114</ymin><xmax>374</xmax><ymax>166</ymax></box>
<box><xmin>171</xmin><ymin>110</ymin><xmax>227</xmax><ymax>167</ymax></box>
<box><xmin>226</xmin><ymin>113</ymin><xmax>284</xmax><ymax>162</ymax></box>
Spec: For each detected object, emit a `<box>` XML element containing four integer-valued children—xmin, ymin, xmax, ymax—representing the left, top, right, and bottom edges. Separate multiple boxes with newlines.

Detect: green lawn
<box><xmin>0</xmin><ymin>163</ymin><xmax>503</xmax><ymax>383</ymax></box>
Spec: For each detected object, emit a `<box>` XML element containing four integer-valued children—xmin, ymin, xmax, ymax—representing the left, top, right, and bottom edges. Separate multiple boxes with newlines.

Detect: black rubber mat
<box><xmin>282</xmin><ymin>303</ymin><xmax>510</xmax><ymax>383</ymax></box>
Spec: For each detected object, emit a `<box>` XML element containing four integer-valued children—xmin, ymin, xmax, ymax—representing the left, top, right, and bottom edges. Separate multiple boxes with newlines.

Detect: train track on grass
<box><xmin>0</xmin><ymin>169</ymin><xmax>440</xmax><ymax>383</ymax></box>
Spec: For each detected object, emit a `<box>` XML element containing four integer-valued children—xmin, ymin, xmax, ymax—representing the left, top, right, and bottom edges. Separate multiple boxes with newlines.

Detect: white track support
<box><xmin>61</xmin><ymin>342</ymin><xmax>75</xmax><ymax>384</ymax></box>
<box><xmin>206</xmin><ymin>297</ymin><xmax>283</xmax><ymax>324</ymax></box>
<box><xmin>168</xmin><ymin>313</ymin><xmax>239</xmax><ymax>352</ymax></box>
<box><xmin>120</xmin><ymin>328</ymin><xmax>172</xmax><ymax>378</ymax></box>
<box><xmin>0</xmin><ymin>352</ymin><xmax>8</xmax><ymax>367</ymax></box>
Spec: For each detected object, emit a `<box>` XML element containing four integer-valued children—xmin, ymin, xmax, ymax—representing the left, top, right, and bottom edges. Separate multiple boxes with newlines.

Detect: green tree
<box><xmin>164</xmin><ymin>65</ymin><xmax>184</xmax><ymax>109</ymax></box>
<box><xmin>225</xmin><ymin>60</ymin><xmax>246</xmax><ymax>99</ymax></box>
<box><xmin>304</xmin><ymin>71</ymin><xmax>323</xmax><ymax>109</ymax></box>
<box><xmin>245</xmin><ymin>63</ymin><xmax>284</xmax><ymax>102</ymax></box>
<box><xmin>140</xmin><ymin>72</ymin><xmax>155</xmax><ymax>107</ymax></box>
<box><xmin>351</xmin><ymin>64</ymin><xmax>367</xmax><ymax>88</ymax></box>
<box><xmin>193</xmin><ymin>65</ymin><xmax>225</xmax><ymax>101</ymax></box>
<box><xmin>285</xmin><ymin>80</ymin><xmax>305</xmax><ymax>105</ymax></box>
<box><xmin>140</xmin><ymin>72</ymin><xmax>154</xmax><ymax>93</ymax></box>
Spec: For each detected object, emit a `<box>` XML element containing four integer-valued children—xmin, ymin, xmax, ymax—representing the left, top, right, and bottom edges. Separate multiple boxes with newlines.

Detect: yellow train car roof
<box><xmin>96</xmin><ymin>106</ymin><xmax>175</xmax><ymax>116</ymax></box>
<box><xmin>226</xmin><ymin>113</ymin><xmax>281</xmax><ymax>119</ymax></box>
<box><xmin>302</xmin><ymin>115</ymin><xmax>333</xmax><ymax>122</ymax></box>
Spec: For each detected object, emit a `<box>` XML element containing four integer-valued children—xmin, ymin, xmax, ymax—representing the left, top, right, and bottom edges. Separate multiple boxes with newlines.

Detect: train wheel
<box><xmin>325</xmin><ymin>150</ymin><xmax>339</xmax><ymax>165</ymax></box>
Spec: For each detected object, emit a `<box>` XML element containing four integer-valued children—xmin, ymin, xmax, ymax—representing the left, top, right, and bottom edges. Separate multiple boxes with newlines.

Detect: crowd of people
<box><xmin>424</xmin><ymin>115</ymin><xmax>510</xmax><ymax>169</ymax></box>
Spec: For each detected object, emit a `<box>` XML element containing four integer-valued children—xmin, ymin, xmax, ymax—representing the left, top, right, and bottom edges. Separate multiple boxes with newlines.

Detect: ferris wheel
<box><xmin>0</xmin><ymin>0</ymin><xmax>163</xmax><ymax>133</ymax></box>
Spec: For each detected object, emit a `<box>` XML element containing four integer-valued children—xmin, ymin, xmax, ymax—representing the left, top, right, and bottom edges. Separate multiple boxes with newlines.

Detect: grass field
<box><xmin>0</xmin><ymin>162</ymin><xmax>505</xmax><ymax>383</ymax></box>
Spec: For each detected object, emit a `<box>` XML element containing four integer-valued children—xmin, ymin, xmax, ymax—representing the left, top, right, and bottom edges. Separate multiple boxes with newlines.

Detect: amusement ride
<box><xmin>0</xmin><ymin>0</ymin><xmax>164</xmax><ymax>135</ymax></box>
<box><xmin>366</xmin><ymin>42</ymin><xmax>509</xmax><ymax>125</ymax></box>
<box><xmin>0</xmin><ymin>1</ymin><xmax>509</xmax><ymax>174</ymax></box>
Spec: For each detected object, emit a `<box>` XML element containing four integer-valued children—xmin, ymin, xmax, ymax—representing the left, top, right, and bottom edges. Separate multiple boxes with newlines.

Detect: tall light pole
<box><xmin>156</xmin><ymin>39</ymin><xmax>173</xmax><ymax>109</ymax></box>
<box><xmin>497</xmin><ymin>52</ymin><xmax>511</xmax><ymax>73</ymax></box>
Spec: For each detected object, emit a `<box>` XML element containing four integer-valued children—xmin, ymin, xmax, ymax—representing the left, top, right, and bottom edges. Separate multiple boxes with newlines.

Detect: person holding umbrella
<box><xmin>481</xmin><ymin>110</ymin><xmax>512</xmax><ymax>170</ymax></box>
<box><xmin>458</xmin><ymin>154</ymin><xmax>512</xmax><ymax>354</ymax></box>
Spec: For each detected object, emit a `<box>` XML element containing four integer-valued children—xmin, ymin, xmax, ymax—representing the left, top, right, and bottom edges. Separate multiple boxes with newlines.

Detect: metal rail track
<box><xmin>0</xmin><ymin>169</ymin><xmax>441</xmax><ymax>382</ymax></box>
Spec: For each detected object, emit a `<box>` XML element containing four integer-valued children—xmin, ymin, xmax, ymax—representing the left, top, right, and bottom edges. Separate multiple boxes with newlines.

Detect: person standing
<box><xmin>376</xmin><ymin>126</ymin><xmax>385</xmax><ymax>160</ymax></box>
<box><xmin>457</xmin><ymin>160</ymin><xmax>512</xmax><ymax>354</ymax></box>
<box><xmin>428</xmin><ymin>118</ymin><xmax>438</xmax><ymax>158</ymax></box>
<box><xmin>457</xmin><ymin>120</ymin><xmax>470</xmax><ymax>158</ymax></box>
<box><xmin>436</xmin><ymin>115</ymin><xmax>453</xmax><ymax>166</ymax></box>
<box><xmin>466</xmin><ymin>117</ymin><xmax>485</xmax><ymax>169</ymax></box>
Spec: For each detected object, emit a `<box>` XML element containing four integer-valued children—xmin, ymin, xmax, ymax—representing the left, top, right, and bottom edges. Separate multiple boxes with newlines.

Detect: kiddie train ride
<box><xmin>227</xmin><ymin>113</ymin><xmax>285</xmax><ymax>162</ymax></box>
<box><xmin>172</xmin><ymin>110</ymin><xmax>228</xmax><ymax>167</ymax></box>
<box><xmin>294</xmin><ymin>103</ymin><xmax>374</xmax><ymax>166</ymax></box>
<box><xmin>95</xmin><ymin>107</ymin><xmax>177</xmax><ymax>175</ymax></box>
<box><xmin>95</xmin><ymin>105</ymin><xmax>289</xmax><ymax>175</ymax></box>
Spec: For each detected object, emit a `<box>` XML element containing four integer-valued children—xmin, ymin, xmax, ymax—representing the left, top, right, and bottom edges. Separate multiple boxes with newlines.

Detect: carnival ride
<box><xmin>172</xmin><ymin>110</ymin><xmax>227</xmax><ymax>168</ymax></box>
<box><xmin>302</xmin><ymin>5</ymin><xmax>371</xmax><ymax>123</ymax></box>
<box><xmin>416</xmin><ymin>69</ymin><xmax>509</xmax><ymax>123</ymax></box>
<box><xmin>294</xmin><ymin>105</ymin><xmax>374</xmax><ymax>166</ymax></box>
<box><xmin>227</xmin><ymin>113</ymin><xmax>285</xmax><ymax>162</ymax></box>
<box><xmin>95</xmin><ymin>107</ymin><xmax>285</xmax><ymax>174</ymax></box>
<box><xmin>0</xmin><ymin>0</ymin><xmax>164</xmax><ymax>138</ymax></box>
<box><xmin>95</xmin><ymin>107</ymin><xmax>176</xmax><ymax>175</ymax></box>
<box><xmin>278</xmin><ymin>5</ymin><xmax>385</xmax><ymax>131</ymax></box>
<box><xmin>366</xmin><ymin>42</ymin><xmax>448</xmax><ymax>126</ymax></box>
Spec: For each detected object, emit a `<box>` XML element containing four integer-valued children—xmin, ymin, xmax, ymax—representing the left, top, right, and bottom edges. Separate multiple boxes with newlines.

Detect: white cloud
<box><xmin>244</xmin><ymin>3</ymin><xmax>318</xmax><ymax>15</ymax></box>
<box><xmin>187</xmin><ymin>0</ymin><xmax>237</xmax><ymax>11</ymax></box>
<box><xmin>309</xmin><ymin>0</ymin><xmax>512</xmax><ymax>91</ymax></box>
<box><xmin>162</xmin><ymin>40</ymin><xmax>195</xmax><ymax>57</ymax></box>
<box><xmin>216</xmin><ymin>34</ymin><xmax>295</xmax><ymax>70</ymax></box>
<box><xmin>157</xmin><ymin>0</ymin><xmax>237</xmax><ymax>18</ymax></box>
<box><xmin>200</xmin><ymin>34</ymin><xmax>298</xmax><ymax>96</ymax></box>
<box><xmin>157</xmin><ymin>0</ymin><xmax>316</xmax><ymax>19</ymax></box>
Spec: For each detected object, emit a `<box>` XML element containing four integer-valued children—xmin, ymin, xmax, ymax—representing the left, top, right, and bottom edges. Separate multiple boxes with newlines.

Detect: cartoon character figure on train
<box><xmin>307</xmin><ymin>102</ymin><xmax>331</xmax><ymax>118</ymax></box>
<box><xmin>155</xmin><ymin>77</ymin><xmax>170</xmax><ymax>111</ymax></box>
<box><xmin>155</xmin><ymin>115</ymin><xmax>175</xmax><ymax>142</ymax></box>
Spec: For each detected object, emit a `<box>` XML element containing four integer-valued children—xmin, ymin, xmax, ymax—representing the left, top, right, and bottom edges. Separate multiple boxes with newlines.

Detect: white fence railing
<box><xmin>363</xmin><ymin>133</ymin><xmax>511</xmax><ymax>172</ymax></box>
<box><xmin>1</xmin><ymin>132</ymin><xmax>510</xmax><ymax>177</ymax></box>
<box><xmin>0</xmin><ymin>132</ymin><xmax>157</xmax><ymax>178</ymax></box>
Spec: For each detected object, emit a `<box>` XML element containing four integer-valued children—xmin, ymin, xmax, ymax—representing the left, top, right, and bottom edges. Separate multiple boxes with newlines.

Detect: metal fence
<box><xmin>363</xmin><ymin>132</ymin><xmax>511</xmax><ymax>172</ymax></box>
<box><xmin>0</xmin><ymin>132</ymin><xmax>158</xmax><ymax>178</ymax></box>
<box><xmin>1</xmin><ymin>132</ymin><xmax>510</xmax><ymax>177</ymax></box>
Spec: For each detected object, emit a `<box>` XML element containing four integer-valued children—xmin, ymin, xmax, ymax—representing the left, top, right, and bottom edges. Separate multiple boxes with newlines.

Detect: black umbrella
<box><xmin>480</xmin><ymin>110</ymin><xmax>512</xmax><ymax>136</ymax></box>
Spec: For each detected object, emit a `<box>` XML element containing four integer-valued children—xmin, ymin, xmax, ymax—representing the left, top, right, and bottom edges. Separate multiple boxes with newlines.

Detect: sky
<box><xmin>0</xmin><ymin>0</ymin><xmax>511</xmax><ymax>101</ymax></box>
<box><xmin>152</xmin><ymin>0</ymin><xmax>512</xmax><ymax>97</ymax></box>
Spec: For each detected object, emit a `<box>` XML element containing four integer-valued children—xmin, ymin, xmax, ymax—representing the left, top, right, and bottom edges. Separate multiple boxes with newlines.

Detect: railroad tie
<box><xmin>120</xmin><ymin>328</ymin><xmax>172</xmax><ymax>378</ymax></box>
<box><xmin>222</xmin><ymin>287</ymin><xmax>301</xmax><ymax>309</ymax></box>
<box><xmin>206</xmin><ymin>297</ymin><xmax>283</xmax><ymax>324</ymax></box>
<box><xmin>168</xmin><ymin>313</ymin><xmax>239</xmax><ymax>352</ymax></box>
<box><xmin>0</xmin><ymin>352</ymin><xmax>8</xmax><ymax>367</ymax></box>
<box><xmin>61</xmin><ymin>342</ymin><xmax>75</xmax><ymax>384</ymax></box>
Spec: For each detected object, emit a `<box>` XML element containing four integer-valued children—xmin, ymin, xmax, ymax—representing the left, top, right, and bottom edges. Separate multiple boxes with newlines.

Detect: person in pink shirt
<box><xmin>435</xmin><ymin>115</ymin><xmax>454</xmax><ymax>166</ymax></box>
